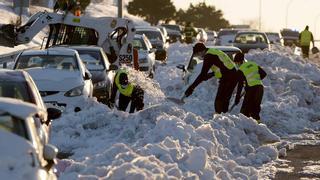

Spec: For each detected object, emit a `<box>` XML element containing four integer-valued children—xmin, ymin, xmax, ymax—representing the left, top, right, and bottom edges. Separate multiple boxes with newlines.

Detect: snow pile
<box><xmin>52</xmin><ymin>100</ymin><xmax>279</xmax><ymax>179</ymax></box>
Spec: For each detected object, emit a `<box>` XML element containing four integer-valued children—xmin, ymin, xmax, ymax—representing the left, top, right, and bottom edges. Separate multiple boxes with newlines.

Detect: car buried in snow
<box><xmin>176</xmin><ymin>46</ymin><xmax>242</xmax><ymax>86</ymax></box>
<box><xmin>0</xmin><ymin>97</ymin><xmax>58</xmax><ymax>180</ymax></box>
<box><xmin>0</xmin><ymin>69</ymin><xmax>61</xmax><ymax>144</ymax></box>
<box><xmin>13</xmin><ymin>47</ymin><xmax>93</xmax><ymax>112</ymax></box>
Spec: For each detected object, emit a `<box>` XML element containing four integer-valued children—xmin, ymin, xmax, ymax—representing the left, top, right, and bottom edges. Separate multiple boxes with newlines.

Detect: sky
<box><xmin>173</xmin><ymin>0</ymin><xmax>320</xmax><ymax>40</ymax></box>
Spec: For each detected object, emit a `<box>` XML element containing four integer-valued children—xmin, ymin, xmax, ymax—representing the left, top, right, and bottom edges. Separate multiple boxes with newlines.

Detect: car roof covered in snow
<box><xmin>53</xmin><ymin>45</ymin><xmax>102</xmax><ymax>51</ymax></box>
<box><xmin>21</xmin><ymin>47</ymin><xmax>78</xmax><ymax>56</ymax></box>
<box><xmin>0</xmin><ymin>69</ymin><xmax>29</xmax><ymax>82</ymax></box>
<box><xmin>0</xmin><ymin>97</ymin><xmax>42</xmax><ymax>119</ymax></box>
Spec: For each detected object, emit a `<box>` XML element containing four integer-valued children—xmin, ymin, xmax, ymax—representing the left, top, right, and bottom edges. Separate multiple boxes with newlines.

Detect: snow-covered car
<box><xmin>195</xmin><ymin>28</ymin><xmax>208</xmax><ymax>43</ymax></box>
<box><xmin>280</xmin><ymin>28</ymin><xmax>300</xmax><ymax>47</ymax></box>
<box><xmin>0</xmin><ymin>97</ymin><xmax>58</xmax><ymax>180</ymax></box>
<box><xmin>136</xmin><ymin>26</ymin><xmax>168</xmax><ymax>62</ymax></box>
<box><xmin>266</xmin><ymin>32</ymin><xmax>284</xmax><ymax>46</ymax></box>
<box><xmin>232</xmin><ymin>31</ymin><xmax>270</xmax><ymax>53</ymax></box>
<box><xmin>13</xmin><ymin>47</ymin><xmax>93</xmax><ymax>112</ymax></box>
<box><xmin>133</xmin><ymin>34</ymin><xmax>156</xmax><ymax>78</ymax></box>
<box><xmin>160</xmin><ymin>24</ymin><xmax>185</xmax><ymax>43</ymax></box>
<box><xmin>215</xmin><ymin>29</ymin><xmax>239</xmax><ymax>46</ymax></box>
<box><xmin>176</xmin><ymin>46</ymin><xmax>242</xmax><ymax>86</ymax></box>
<box><xmin>59</xmin><ymin>45</ymin><xmax>117</xmax><ymax>104</ymax></box>
<box><xmin>0</xmin><ymin>69</ymin><xmax>61</xmax><ymax>144</ymax></box>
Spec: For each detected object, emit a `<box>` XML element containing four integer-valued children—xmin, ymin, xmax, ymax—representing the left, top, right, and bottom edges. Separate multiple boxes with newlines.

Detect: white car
<box><xmin>133</xmin><ymin>34</ymin><xmax>156</xmax><ymax>78</ymax></box>
<box><xmin>0</xmin><ymin>97</ymin><xmax>58</xmax><ymax>180</ymax></box>
<box><xmin>0</xmin><ymin>69</ymin><xmax>61</xmax><ymax>144</ymax></box>
<box><xmin>135</xmin><ymin>26</ymin><xmax>168</xmax><ymax>62</ymax></box>
<box><xmin>177</xmin><ymin>46</ymin><xmax>242</xmax><ymax>86</ymax></box>
<box><xmin>13</xmin><ymin>47</ymin><xmax>93</xmax><ymax>112</ymax></box>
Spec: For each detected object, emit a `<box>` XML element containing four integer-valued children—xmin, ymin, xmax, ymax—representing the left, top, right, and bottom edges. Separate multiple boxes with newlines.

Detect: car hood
<box><xmin>26</xmin><ymin>68</ymin><xmax>83</xmax><ymax>91</ymax></box>
<box><xmin>0</xmin><ymin>130</ymin><xmax>37</xmax><ymax>179</ymax></box>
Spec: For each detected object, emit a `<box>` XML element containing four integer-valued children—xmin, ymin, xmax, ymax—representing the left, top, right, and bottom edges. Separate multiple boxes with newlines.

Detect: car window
<box><xmin>76</xmin><ymin>50</ymin><xmax>105</xmax><ymax>71</ymax></box>
<box><xmin>136</xmin><ymin>30</ymin><xmax>163</xmax><ymax>41</ymax></box>
<box><xmin>0</xmin><ymin>81</ymin><xmax>32</xmax><ymax>103</ymax></box>
<box><xmin>0</xmin><ymin>115</ymin><xmax>28</xmax><ymax>140</ymax></box>
<box><xmin>218</xmin><ymin>30</ymin><xmax>238</xmax><ymax>37</ymax></box>
<box><xmin>235</xmin><ymin>33</ymin><xmax>267</xmax><ymax>44</ymax></box>
<box><xmin>133</xmin><ymin>38</ymin><xmax>148</xmax><ymax>50</ymax></box>
<box><xmin>16</xmin><ymin>55</ymin><xmax>79</xmax><ymax>71</ymax></box>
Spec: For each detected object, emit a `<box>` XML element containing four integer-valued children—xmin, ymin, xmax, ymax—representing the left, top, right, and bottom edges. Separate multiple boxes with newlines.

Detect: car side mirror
<box><xmin>228</xmin><ymin>40</ymin><xmax>233</xmax><ymax>43</ymax></box>
<box><xmin>176</xmin><ymin>64</ymin><xmax>186</xmax><ymax>72</ymax></box>
<box><xmin>107</xmin><ymin>64</ymin><xmax>118</xmax><ymax>72</ymax></box>
<box><xmin>47</xmin><ymin>107</ymin><xmax>61</xmax><ymax>120</ymax></box>
<box><xmin>43</xmin><ymin>144</ymin><xmax>58</xmax><ymax>170</ymax></box>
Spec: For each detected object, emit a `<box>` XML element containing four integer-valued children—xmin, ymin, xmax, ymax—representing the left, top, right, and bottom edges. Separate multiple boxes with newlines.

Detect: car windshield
<box><xmin>161</xmin><ymin>24</ymin><xmax>181</xmax><ymax>32</ymax></box>
<box><xmin>133</xmin><ymin>38</ymin><xmax>148</xmax><ymax>50</ymax></box>
<box><xmin>281</xmin><ymin>30</ymin><xmax>299</xmax><ymax>37</ymax></box>
<box><xmin>136</xmin><ymin>31</ymin><xmax>163</xmax><ymax>41</ymax></box>
<box><xmin>218</xmin><ymin>30</ymin><xmax>238</xmax><ymax>37</ymax></box>
<box><xmin>0</xmin><ymin>114</ymin><xmax>28</xmax><ymax>140</ymax></box>
<box><xmin>16</xmin><ymin>55</ymin><xmax>79</xmax><ymax>71</ymax></box>
<box><xmin>0</xmin><ymin>81</ymin><xmax>32</xmax><ymax>103</ymax></box>
<box><xmin>235</xmin><ymin>33</ymin><xmax>267</xmax><ymax>44</ymax></box>
<box><xmin>76</xmin><ymin>49</ymin><xmax>105</xmax><ymax>71</ymax></box>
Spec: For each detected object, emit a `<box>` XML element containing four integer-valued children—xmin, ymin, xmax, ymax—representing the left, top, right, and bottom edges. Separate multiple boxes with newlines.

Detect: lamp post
<box><xmin>285</xmin><ymin>0</ymin><xmax>294</xmax><ymax>28</ymax></box>
<box><xmin>314</xmin><ymin>14</ymin><xmax>320</xmax><ymax>41</ymax></box>
<box><xmin>259</xmin><ymin>0</ymin><xmax>262</xmax><ymax>31</ymax></box>
<box><xmin>118</xmin><ymin>0</ymin><xmax>123</xmax><ymax>18</ymax></box>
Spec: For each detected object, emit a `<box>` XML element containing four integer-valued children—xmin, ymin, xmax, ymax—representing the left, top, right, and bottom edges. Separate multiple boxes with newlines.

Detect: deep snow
<box><xmin>1</xmin><ymin>1</ymin><xmax>320</xmax><ymax>179</ymax></box>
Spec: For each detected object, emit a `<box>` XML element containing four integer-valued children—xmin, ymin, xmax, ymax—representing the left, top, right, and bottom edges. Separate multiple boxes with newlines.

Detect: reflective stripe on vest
<box><xmin>206</xmin><ymin>48</ymin><xmax>235</xmax><ymax>79</ymax></box>
<box><xmin>300</xmin><ymin>30</ymin><xmax>312</xmax><ymax>46</ymax></box>
<box><xmin>239</xmin><ymin>61</ymin><xmax>262</xmax><ymax>87</ymax></box>
<box><xmin>115</xmin><ymin>69</ymin><xmax>134</xmax><ymax>96</ymax></box>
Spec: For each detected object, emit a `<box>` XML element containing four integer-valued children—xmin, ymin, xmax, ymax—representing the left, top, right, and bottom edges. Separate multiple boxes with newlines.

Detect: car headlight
<box><xmin>64</xmin><ymin>85</ymin><xmax>84</xmax><ymax>97</ymax></box>
<box><xmin>94</xmin><ymin>81</ymin><xmax>107</xmax><ymax>88</ymax></box>
<box><xmin>139</xmin><ymin>58</ymin><xmax>148</xmax><ymax>63</ymax></box>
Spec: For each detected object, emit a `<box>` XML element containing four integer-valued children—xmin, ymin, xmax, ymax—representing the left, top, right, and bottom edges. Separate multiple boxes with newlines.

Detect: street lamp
<box><xmin>285</xmin><ymin>0</ymin><xmax>294</xmax><ymax>28</ymax></box>
<box><xmin>259</xmin><ymin>0</ymin><xmax>262</xmax><ymax>31</ymax></box>
<box><xmin>314</xmin><ymin>14</ymin><xmax>320</xmax><ymax>41</ymax></box>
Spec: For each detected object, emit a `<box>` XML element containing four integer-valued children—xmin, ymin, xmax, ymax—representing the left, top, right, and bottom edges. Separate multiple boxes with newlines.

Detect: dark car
<box><xmin>232</xmin><ymin>31</ymin><xmax>270</xmax><ymax>53</ymax></box>
<box><xmin>280</xmin><ymin>28</ymin><xmax>300</xmax><ymax>47</ymax></box>
<box><xmin>160</xmin><ymin>24</ymin><xmax>185</xmax><ymax>43</ymax></box>
<box><xmin>136</xmin><ymin>27</ymin><xmax>168</xmax><ymax>62</ymax></box>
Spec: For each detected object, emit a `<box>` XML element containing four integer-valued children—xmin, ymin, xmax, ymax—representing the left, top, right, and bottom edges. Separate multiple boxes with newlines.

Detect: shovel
<box><xmin>167</xmin><ymin>95</ymin><xmax>186</xmax><ymax>105</ymax></box>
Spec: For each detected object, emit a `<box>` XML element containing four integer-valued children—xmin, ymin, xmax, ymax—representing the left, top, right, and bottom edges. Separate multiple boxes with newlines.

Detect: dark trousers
<box><xmin>118</xmin><ymin>86</ymin><xmax>144</xmax><ymax>113</ymax></box>
<box><xmin>301</xmin><ymin>46</ymin><xmax>310</xmax><ymax>58</ymax></box>
<box><xmin>240</xmin><ymin>85</ymin><xmax>264</xmax><ymax>120</ymax></box>
<box><xmin>215</xmin><ymin>78</ymin><xmax>238</xmax><ymax>113</ymax></box>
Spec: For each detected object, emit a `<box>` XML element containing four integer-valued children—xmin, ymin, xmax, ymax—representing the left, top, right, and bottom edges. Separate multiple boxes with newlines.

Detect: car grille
<box><xmin>39</xmin><ymin>91</ymin><xmax>59</xmax><ymax>97</ymax></box>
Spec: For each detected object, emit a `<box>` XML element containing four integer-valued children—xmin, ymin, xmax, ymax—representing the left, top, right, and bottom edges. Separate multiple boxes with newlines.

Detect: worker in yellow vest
<box><xmin>299</xmin><ymin>25</ymin><xmax>314</xmax><ymax>58</ymax></box>
<box><xmin>234</xmin><ymin>52</ymin><xmax>267</xmax><ymax>123</ymax></box>
<box><xmin>109</xmin><ymin>69</ymin><xmax>144</xmax><ymax>113</ymax></box>
<box><xmin>184</xmin><ymin>43</ymin><xmax>238</xmax><ymax>114</ymax></box>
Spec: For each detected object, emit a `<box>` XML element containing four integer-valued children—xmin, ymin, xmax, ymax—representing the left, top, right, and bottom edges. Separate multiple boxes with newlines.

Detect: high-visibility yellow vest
<box><xmin>239</xmin><ymin>61</ymin><xmax>263</xmax><ymax>87</ymax></box>
<box><xmin>115</xmin><ymin>69</ymin><xmax>134</xmax><ymax>97</ymax></box>
<box><xmin>300</xmin><ymin>30</ymin><xmax>312</xmax><ymax>46</ymax></box>
<box><xmin>206</xmin><ymin>48</ymin><xmax>236</xmax><ymax>79</ymax></box>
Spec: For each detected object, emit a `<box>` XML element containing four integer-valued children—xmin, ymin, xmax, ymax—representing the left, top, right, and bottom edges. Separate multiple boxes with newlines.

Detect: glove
<box><xmin>185</xmin><ymin>87</ymin><xmax>194</xmax><ymax>97</ymax></box>
<box><xmin>204</xmin><ymin>72</ymin><xmax>214</xmax><ymax>81</ymax></box>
